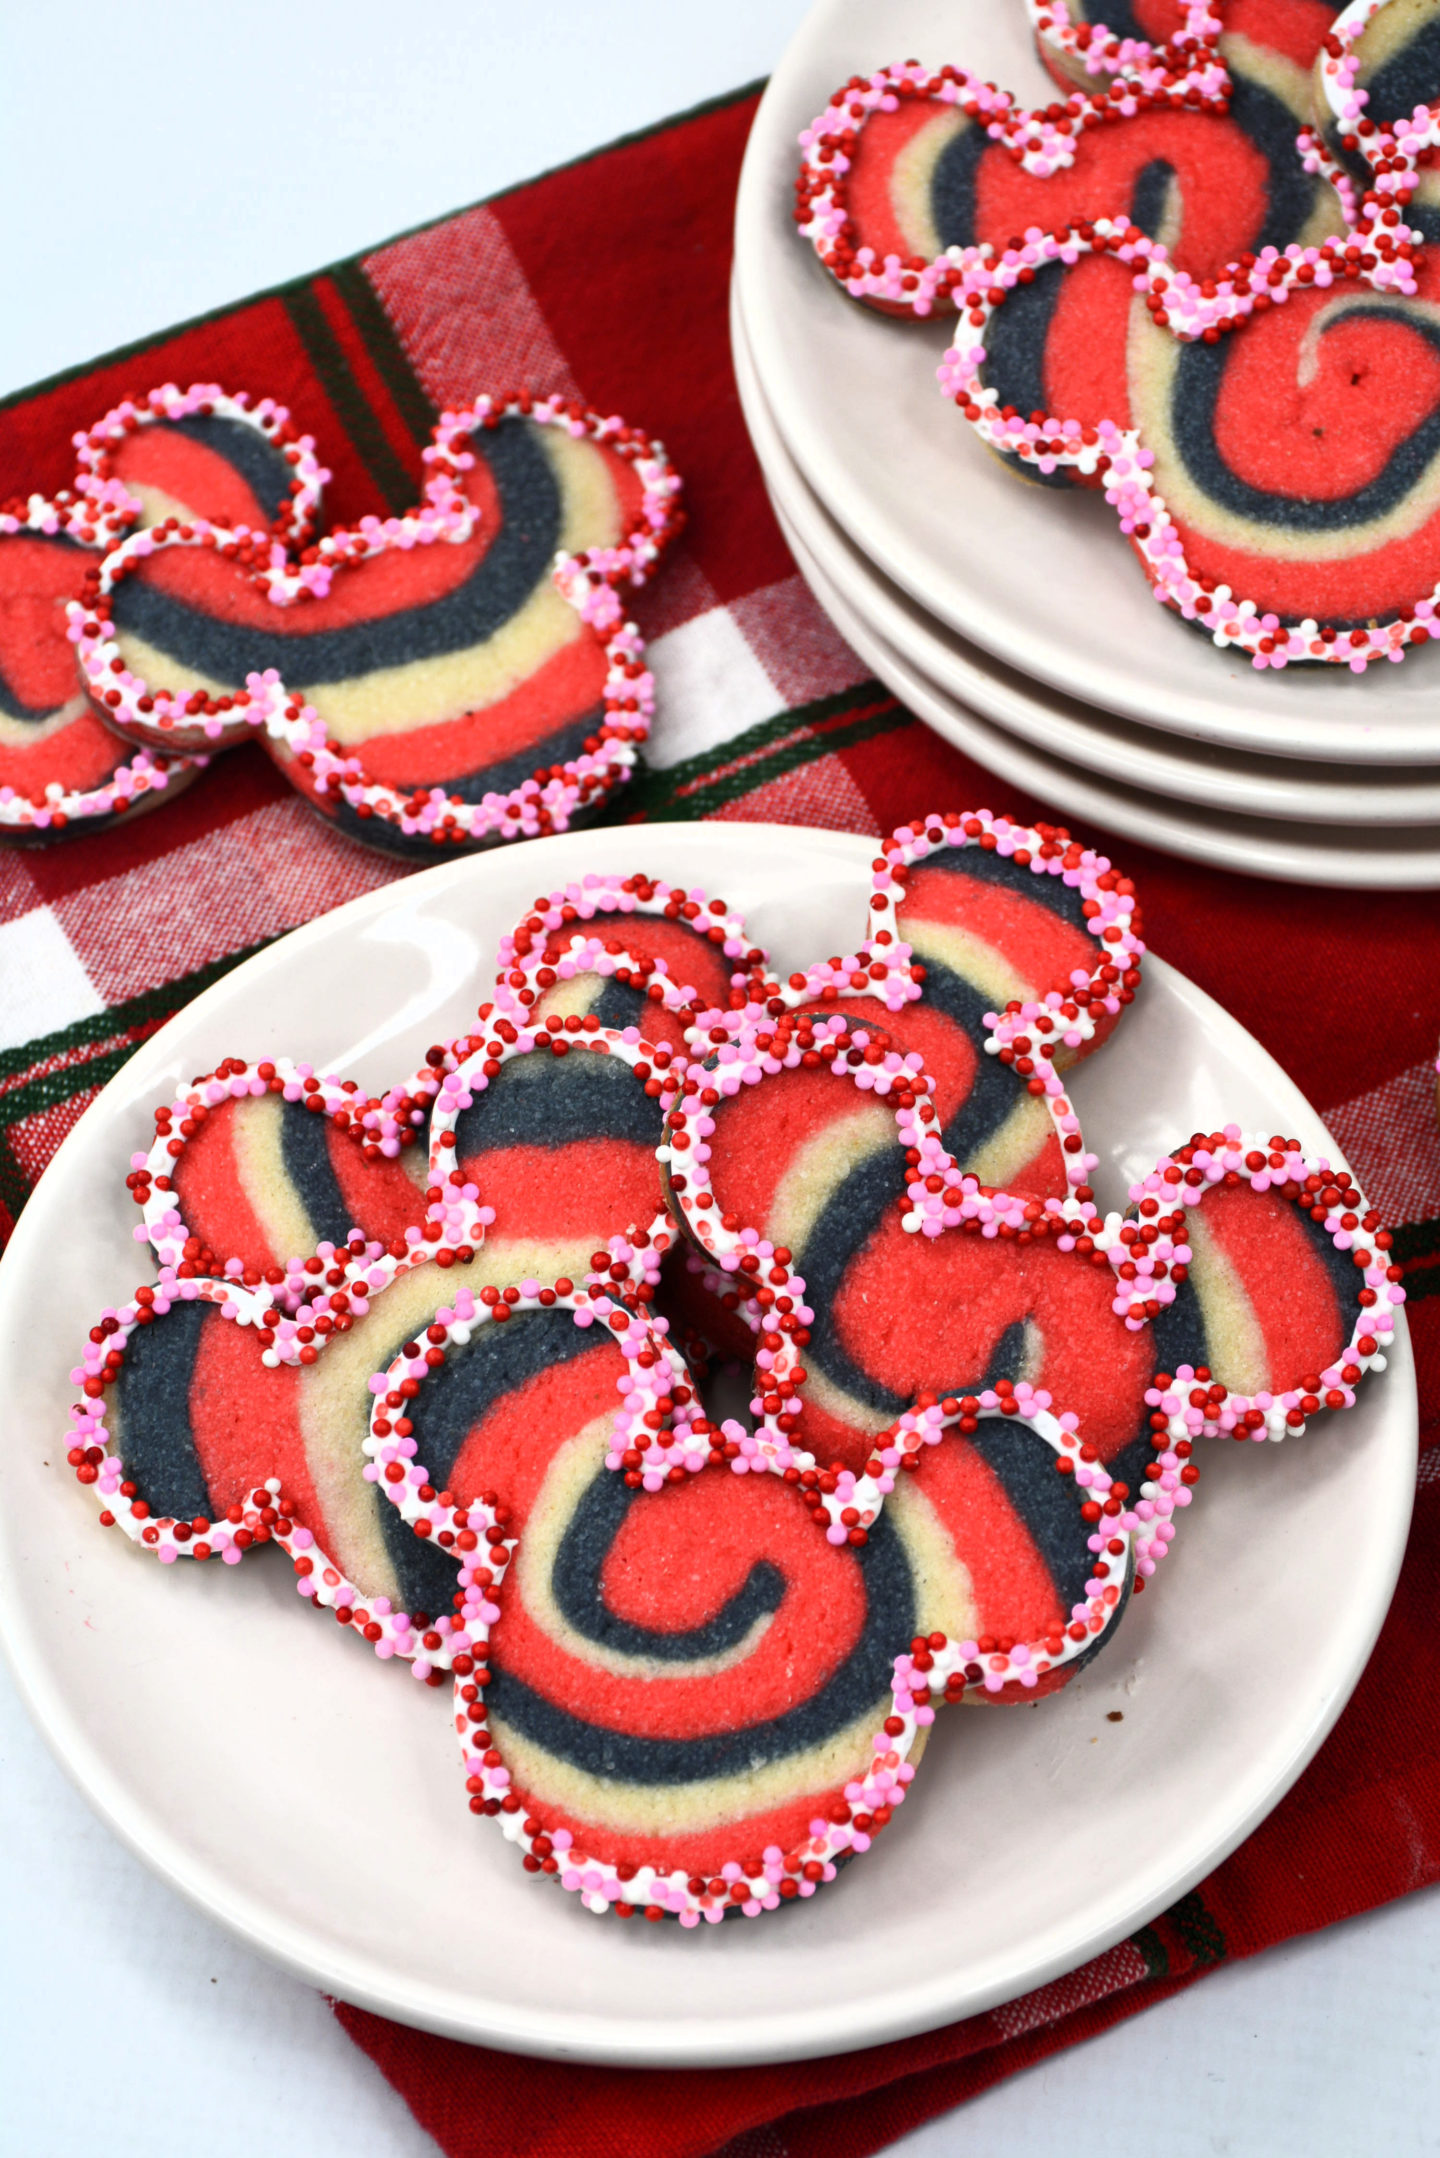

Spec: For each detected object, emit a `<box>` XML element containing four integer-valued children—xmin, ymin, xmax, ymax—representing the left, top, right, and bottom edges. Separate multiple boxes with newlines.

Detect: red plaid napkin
<box><xmin>2</xmin><ymin>85</ymin><xmax>1437</xmax><ymax>2158</ymax></box>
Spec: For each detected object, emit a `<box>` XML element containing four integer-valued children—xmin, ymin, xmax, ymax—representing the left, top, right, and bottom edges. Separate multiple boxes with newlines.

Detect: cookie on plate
<box><xmin>662</xmin><ymin>1002</ymin><xmax>1160</xmax><ymax>1486</ymax></box>
<box><xmin>795</xmin><ymin>5</ymin><xmax>1340</xmax><ymax>478</ymax></box>
<box><xmin>130</xmin><ymin>1057</ymin><xmax>427</xmax><ymax>1286</ymax></box>
<box><xmin>496</xmin><ymin>873</ymin><xmax>763</xmax><ymax>1054</ymax></box>
<box><xmin>369</xmin><ymin>1286</ymin><xmax>1128</xmax><ymax>1922</ymax></box>
<box><xmin>68</xmin><ymin>1266</ymin><xmax>483</xmax><ymax>1670</ymax></box>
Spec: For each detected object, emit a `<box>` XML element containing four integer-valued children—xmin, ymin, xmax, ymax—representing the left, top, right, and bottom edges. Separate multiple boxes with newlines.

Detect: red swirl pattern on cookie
<box><xmin>0</xmin><ymin>383</ymin><xmax>328</xmax><ymax>842</ymax></box>
<box><xmin>423</xmin><ymin>1010</ymin><xmax>688</xmax><ymax>1293</ymax></box>
<box><xmin>60</xmin><ymin>805</ymin><xmax>1405</xmax><ymax>1924</ymax></box>
<box><xmin>67</xmin><ymin>1271</ymin><xmax>474</xmax><ymax>1669</ymax></box>
<box><xmin>129</xmin><ymin>1056</ymin><xmax>427</xmax><ymax>1286</ymax></box>
<box><xmin>794</xmin><ymin>6</ymin><xmax>1295</xmax><ymax>324</ymax></box>
<box><xmin>934</xmin><ymin>0</ymin><xmax>1440</xmax><ymax>668</ymax></box>
<box><xmin>495</xmin><ymin>874</ymin><xmax>764</xmax><ymax>1054</ymax></box>
<box><xmin>65</xmin><ymin>1268</ymin><xmax>687</xmax><ymax>1684</ymax></box>
<box><xmin>0</xmin><ymin>499</ymin><xmax>202</xmax><ymax>842</ymax></box>
<box><xmin>368</xmin><ymin>1289</ymin><xmax>1120</xmax><ymax>1923</ymax></box>
<box><xmin>73</xmin><ymin>394</ymin><xmax>682</xmax><ymax>851</ymax></box>
<box><xmin>739</xmin><ymin>814</ymin><xmax>1142</xmax><ymax>1203</ymax></box>
<box><xmin>1100</xmin><ymin>1126</ymin><xmax>1402</xmax><ymax>1430</ymax></box>
<box><xmin>796</xmin><ymin>9</ymin><xmax>1338</xmax><ymax>509</ymax></box>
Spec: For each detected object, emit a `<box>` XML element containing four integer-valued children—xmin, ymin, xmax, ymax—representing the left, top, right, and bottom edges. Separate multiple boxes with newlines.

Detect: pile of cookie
<box><xmin>65</xmin><ymin>812</ymin><xmax>1403</xmax><ymax>1924</ymax></box>
<box><xmin>0</xmin><ymin>381</ymin><xmax>681</xmax><ymax>847</ymax></box>
<box><xmin>796</xmin><ymin>0</ymin><xmax>1440</xmax><ymax>672</ymax></box>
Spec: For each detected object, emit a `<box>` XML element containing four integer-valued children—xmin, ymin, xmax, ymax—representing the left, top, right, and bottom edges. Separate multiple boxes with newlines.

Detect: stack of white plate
<box><xmin>733</xmin><ymin>0</ymin><xmax>1440</xmax><ymax>887</ymax></box>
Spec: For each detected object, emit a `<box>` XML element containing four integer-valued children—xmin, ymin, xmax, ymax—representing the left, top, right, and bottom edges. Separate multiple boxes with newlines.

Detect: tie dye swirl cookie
<box><xmin>656</xmin><ymin>1024</ymin><xmax>1399</xmax><ymax>1681</ymax></box>
<box><xmin>74</xmin><ymin>394</ymin><xmax>682</xmax><ymax>853</ymax></box>
<box><xmin>128</xmin><ymin>1057</ymin><xmax>428</xmax><ymax>1289</ymax></box>
<box><xmin>794</xmin><ymin>0</ymin><xmax>1338</xmax><ymax>445</ymax></box>
<box><xmin>1103</xmin><ymin>1127</ymin><xmax>1403</xmax><ymax>1435</ymax></box>
<box><xmin>659</xmin><ymin>999</ymin><xmax>1164</xmax><ymax>1497</ymax></box>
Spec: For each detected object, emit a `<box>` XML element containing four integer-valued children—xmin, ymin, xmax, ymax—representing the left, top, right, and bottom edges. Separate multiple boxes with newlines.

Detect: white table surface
<box><xmin>1</xmin><ymin>6</ymin><xmax>1436</xmax><ymax>2153</ymax></box>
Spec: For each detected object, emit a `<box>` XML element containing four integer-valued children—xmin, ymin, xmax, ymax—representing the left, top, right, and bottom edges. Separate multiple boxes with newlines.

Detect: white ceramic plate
<box><xmin>734</xmin><ymin>0</ymin><xmax>1440</xmax><ymax>765</ymax></box>
<box><xmin>772</xmin><ymin>473</ymin><xmax>1440</xmax><ymax>887</ymax></box>
<box><xmin>733</xmin><ymin>287</ymin><xmax>1440</xmax><ymax>831</ymax></box>
<box><xmin>0</xmin><ymin>829</ymin><xmax>1417</xmax><ymax>2064</ymax></box>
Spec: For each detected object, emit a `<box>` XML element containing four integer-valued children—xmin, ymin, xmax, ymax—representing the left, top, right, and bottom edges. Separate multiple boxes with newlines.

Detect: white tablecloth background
<box><xmin>2</xmin><ymin>7</ymin><xmax>1436</xmax><ymax>2151</ymax></box>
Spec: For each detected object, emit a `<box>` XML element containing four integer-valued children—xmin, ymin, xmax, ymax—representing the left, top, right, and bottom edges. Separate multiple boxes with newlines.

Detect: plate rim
<box><xmin>766</xmin><ymin>460</ymin><xmax>1440</xmax><ymax>887</ymax></box>
<box><xmin>733</xmin><ymin>0</ymin><xmax>1440</xmax><ymax>766</ymax></box>
<box><xmin>0</xmin><ymin>827</ymin><xmax>1418</xmax><ymax>2063</ymax></box>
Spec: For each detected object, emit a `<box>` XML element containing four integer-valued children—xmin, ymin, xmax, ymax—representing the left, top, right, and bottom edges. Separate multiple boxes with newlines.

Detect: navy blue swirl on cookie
<box><xmin>104</xmin><ymin>415</ymin><xmax>647</xmax><ymax>843</ymax></box>
<box><xmin>449</xmin><ymin>1045</ymin><xmax>668</xmax><ymax>1277</ymax></box>
<box><xmin>105</xmin><ymin>1281</ymin><xmax>465</xmax><ymax>1624</ymax></box>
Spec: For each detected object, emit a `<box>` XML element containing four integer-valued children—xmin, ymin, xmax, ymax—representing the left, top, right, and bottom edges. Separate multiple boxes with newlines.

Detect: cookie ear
<box><xmin>430</xmin><ymin>1021</ymin><xmax>682</xmax><ymax>1290</ymax></box>
<box><xmin>495</xmin><ymin>875</ymin><xmax>762</xmax><ymax>1054</ymax></box>
<box><xmin>80</xmin><ymin>385</ymin><xmax>327</xmax><ymax>542</ymax></box>
<box><xmin>1118</xmin><ymin>1133</ymin><xmax>1402</xmax><ymax>1439</ymax></box>
<box><xmin>851</xmin><ymin>816</ymin><xmax>1140</xmax><ymax>1199</ymax></box>
<box><xmin>131</xmin><ymin>1058</ymin><xmax>427</xmax><ymax>1286</ymax></box>
<box><xmin>0</xmin><ymin>498</ymin><xmax>205</xmax><ymax>844</ymax></box>
<box><xmin>68</xmin><ymin>1266</ymin><xmax>476</xmax><ymax>1663</ymax></box>
<box><xmin>892</xmin><ymin>1401</ymin><xmax>1133</xmax><ymax>1699</ymax></box>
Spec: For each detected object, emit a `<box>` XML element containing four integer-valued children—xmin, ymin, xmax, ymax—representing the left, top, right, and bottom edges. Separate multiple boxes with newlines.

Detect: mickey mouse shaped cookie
<box><xmin>936</xmin><ymin>0</ymin><xmax>1440</xmax><ymax>668</ymax></box>
<box><xmin>62</xmin><ymin>811</ymin><xmax>1404</xmax><ymax>1924</ymax></box>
